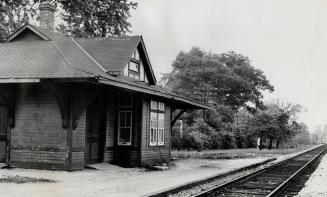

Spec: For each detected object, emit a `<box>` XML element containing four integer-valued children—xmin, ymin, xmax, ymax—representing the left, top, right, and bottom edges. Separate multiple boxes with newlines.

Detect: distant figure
<box><xmin>257</xmin><ymin>137</ymin><xmax>261</xmax><ymax>150</ymax></box>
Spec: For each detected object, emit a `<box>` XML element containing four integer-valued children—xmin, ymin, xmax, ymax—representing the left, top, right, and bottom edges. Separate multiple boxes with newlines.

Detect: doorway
<box><xmin>85</xmin><ymin>97</ymin><xmax>106</xmax><ymax>164</ymax></box>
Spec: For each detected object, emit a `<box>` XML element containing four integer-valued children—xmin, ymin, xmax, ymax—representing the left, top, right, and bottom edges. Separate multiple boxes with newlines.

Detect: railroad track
<box><xmin>194</xmin><ymin>144</ymin><xmax>327</xmax><ymax>197</ymax></box>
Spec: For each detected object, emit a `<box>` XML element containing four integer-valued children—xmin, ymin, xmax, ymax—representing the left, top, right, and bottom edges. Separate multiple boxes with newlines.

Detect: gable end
<box><xmin>6</xmin><ymin>24</ymin><xmax>50</xmax><ymax>42</ymax></box>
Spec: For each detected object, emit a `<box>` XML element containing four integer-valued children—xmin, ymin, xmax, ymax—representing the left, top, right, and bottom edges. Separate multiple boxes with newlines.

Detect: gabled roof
<box><xmin>76</xmin><ymin>36</ymin><xmax>157</xmax><ymax>84</ymax></box>
<box><xmin>0</xmin><ymin>24</ymin><xmax>209</xmax><ymax>109</ymax></box>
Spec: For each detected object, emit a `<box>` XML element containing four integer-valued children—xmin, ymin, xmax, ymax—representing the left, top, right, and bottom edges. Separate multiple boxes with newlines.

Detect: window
<box><xmin>149</xmin><ymin>101</ymin><xmax>165</xmax><ymax>146</ymax></box>
<box><xmin>151</xmin><ymin>100</ymin><xmax>158</xmax><ymax>110</ymax></box>
<box><xmin>118</xmin><ymin>111</ymin><xmax>132</xmax><ymax>145</ymax></box>
<box><xmin>158</xmin><ymin>114</ymin><xmax>165</xmax><ymax>145</ymax></box>
<box><xmin>118</xmin><ymin>91</ymin><xmax>133</xmax><ymax>146</ymax></box>
<box><xmin>150</xmin><ymin>112</ymin><xmax>158</xmax><ymax>146</ymax></box>
<box><xmin>129</xmin><ymin>61</ymin><xmax>139</xmax><ymax>72</ymax></box>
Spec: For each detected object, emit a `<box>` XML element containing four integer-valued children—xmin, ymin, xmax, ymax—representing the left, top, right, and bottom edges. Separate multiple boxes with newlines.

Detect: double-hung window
<box><xmin>149</xmin><ymin>100</ymin><xmax>165</xmax><ymax>146</ymax></box>
<box><xmin>118</xmin><ymin>91</ymin><xmax>132</xmax><ymax>145</ymax></box>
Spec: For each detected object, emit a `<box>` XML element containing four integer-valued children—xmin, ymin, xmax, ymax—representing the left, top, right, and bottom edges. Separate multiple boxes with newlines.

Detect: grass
<box><xmin>172</xmin><ymin>145</ymin><xmax>314</xmax><ymax>160</ymax></box>
<box><xmin>0</xmin><ymin>175</ymin><xmax>56</xmax><ymax>184</ymax></box>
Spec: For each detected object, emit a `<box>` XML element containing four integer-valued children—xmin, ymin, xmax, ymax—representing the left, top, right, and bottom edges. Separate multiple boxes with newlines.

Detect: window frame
<box><xmin>149</xmin><ymin>100</ymin><xmax>165</xmax><ymax>147</ymax></box>
<box><xmin>118</xmin><ymin>91</ymin><xmax>133</xmax><ymax>146</ymax></box>
<box><xmin>117</xmin><ymin>111</ymin><xmax>133</xmax><ymax>146</ymax></box>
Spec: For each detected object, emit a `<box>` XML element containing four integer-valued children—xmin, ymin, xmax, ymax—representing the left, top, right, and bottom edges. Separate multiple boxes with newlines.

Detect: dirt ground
<box><xmin>0</xmin><ymin>158</ymin><xmax>266</xmax><ymax>197</ymax></box>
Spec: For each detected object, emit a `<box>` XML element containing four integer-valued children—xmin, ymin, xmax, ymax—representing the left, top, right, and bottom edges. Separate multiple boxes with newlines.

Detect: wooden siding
<box><xmin>71</xmin><ymin>109</ymin><xmax>86</xmax><ymax>169</ymax></box>
<box><xmin>104</xmin><ymin>89</ymin><xmax>116</xmax><ymax>162</ymax></box>
<box><xmin>140</xmin><ymin>97</ymin><xmax>171</xmax><ymax>166</ymax></box>
<box><xmin>9</xmin><ymin>84</ymin><xmax>68</xmax><ymax>169</ymax></box>
<box><xmin>111</xmin><ymin>91</ymin><xmax>142</xmax><ymax>167</ymax></box>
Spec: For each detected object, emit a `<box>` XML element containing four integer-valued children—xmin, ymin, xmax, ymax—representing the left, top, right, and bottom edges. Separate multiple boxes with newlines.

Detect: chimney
<box><xmin>39</xmin><ymin>2</ymin><xmax>56</xmax><ymax>30</ymax></box>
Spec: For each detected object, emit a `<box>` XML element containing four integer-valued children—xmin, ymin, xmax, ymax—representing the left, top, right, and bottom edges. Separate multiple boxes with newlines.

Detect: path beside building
<box><xmin>0</xmin><ymin>158</ymin><xmax>266</xmax><ymax>197</ymax></box>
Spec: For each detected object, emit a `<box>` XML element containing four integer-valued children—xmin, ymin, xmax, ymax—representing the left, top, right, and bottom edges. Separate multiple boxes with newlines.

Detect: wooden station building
<box><xmin>0</xmin><ymin>3</ymin><xmax>207</xmax><ymax>170</ymax></box>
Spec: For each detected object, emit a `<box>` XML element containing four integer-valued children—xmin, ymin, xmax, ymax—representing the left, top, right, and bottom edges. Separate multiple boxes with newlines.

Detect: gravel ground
<box><xmin>0</xmin><ymin>158</ymin><xmax>265</xmax><ymax>197</ymax></box>
<box><xmin>296</xmin><ymin>153</ymin><xmax>327</xmax><ymax>197</ymax></box>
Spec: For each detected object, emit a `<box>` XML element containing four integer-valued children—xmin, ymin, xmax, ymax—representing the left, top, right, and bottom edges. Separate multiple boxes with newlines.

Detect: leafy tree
<box><xmin>0</xmin><ymin>0</ymin><xmax>39</xmax><ymax>42</ymax></box>
<box><xmin>251</xmin><ymin>102</ymin><xmax>303</xmax><ymax>149</ymax></box>
<box><xmin>58</xmin><ymin>0</ymin><xmax>137</xmax><ymax>37</ymax></box>
<box><xmin>162</xmin><ymin>47</ymin><xmax>274</xmax><ymax>112</ymax></box>
<box><xmin>0</xmin><ymin>0</ymin><xmax>137</xmax><ymax>42</ymax></box>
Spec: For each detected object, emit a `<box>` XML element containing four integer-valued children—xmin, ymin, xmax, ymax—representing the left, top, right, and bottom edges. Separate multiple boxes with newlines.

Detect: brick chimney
<box><xmin>39</xmin><ymin>2</ymin><xmax>56</xmax><ymax>30</ymax></box>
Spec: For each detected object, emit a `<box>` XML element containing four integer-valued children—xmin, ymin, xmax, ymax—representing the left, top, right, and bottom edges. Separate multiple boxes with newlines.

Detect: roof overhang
<box><xmin>0</xmin><ymin>78</ymin><xmax>40</xmax><ymax>83</ymax></box>
<box><xmin>98</xmin><ymin>78</ymin><xmax>210</xmax><ymax>110</ymax></box>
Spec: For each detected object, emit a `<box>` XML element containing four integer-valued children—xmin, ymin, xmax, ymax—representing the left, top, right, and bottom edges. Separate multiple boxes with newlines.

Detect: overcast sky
<box><xmin>127</xmin><ymin>0</ymin><xmax>327</xmax><ymax>131</ymax></box>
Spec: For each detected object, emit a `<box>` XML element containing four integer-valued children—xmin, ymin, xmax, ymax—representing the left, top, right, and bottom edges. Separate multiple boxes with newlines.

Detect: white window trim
<box><xmin>150</xmin><ymin>112</ymin><xmax>157</xmax><ymax>146</ymax></box>
<box><xmin>158</xmin><ymin>113</ymin><xmax>165</xmax><ymax>146</ymax></box>
<box><xmin>149</xmin><ymin>101</ymin><xmax>165</xmax><ymax>146</ymax></box>
<box><xmin>118</xmin><ymin>111</ymin><xmax>132</xmax><ymax>146</ymax></box>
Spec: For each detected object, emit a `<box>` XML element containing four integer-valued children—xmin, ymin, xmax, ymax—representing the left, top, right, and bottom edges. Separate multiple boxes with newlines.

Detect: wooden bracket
<box><xmin>171</xmin><ymin>109</ymin><xmax>187</xmax><ymax>128</ymax></box>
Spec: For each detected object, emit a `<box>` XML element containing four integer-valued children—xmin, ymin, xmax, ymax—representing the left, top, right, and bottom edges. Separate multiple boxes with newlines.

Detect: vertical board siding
<box><xmin>10</xmin><ymin>84</ymin><xmax>68</xmax><ymax>168</ymax></box>
<box><xmin>72</xmin><ymin>109</ymin><xmax>86</xmax><ymax>167</ymax></box>
<box><xmin>140</xmin><ymin>98</ymin><xmax>171</xmax><ymax>166</ymax></box>
<box><xmin>104</xmin><ymin>89</ymin><xmax>116</xmax><ymax>163</ymax></box>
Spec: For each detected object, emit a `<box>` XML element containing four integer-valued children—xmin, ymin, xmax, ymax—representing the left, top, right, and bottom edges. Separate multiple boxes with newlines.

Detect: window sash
<box><xmin>118</xmin><ymin>111</ymin><xmax>132</xmax><ymax>145</ymax></box>
<box><xmin>151</xmin><ymin>100</ymin><xmax>158</xmax><ymax>110</ymax></box>
<box><xmin>158</xmin><ymin>102</ymin><xmax>165</xmax><ymax>111</ymax></box>
<box><xmin>149</xmin><ymin>111</ymin><xmax>165</xmax><ymax>146</ymax></box>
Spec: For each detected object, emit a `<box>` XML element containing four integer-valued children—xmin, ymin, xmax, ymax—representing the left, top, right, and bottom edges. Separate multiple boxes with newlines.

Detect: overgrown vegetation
<box><xmin>164</xmin><ymin>47</ymin><xmax>312</xmax><ymax>151</ymax></box>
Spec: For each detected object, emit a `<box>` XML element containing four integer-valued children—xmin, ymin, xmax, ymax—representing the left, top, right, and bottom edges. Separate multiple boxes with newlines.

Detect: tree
<box><xmin>0</xmin><ymin>0</ymin><xmax>39</xmax><ymax>42</ymax></box>
<box><xmin>58</xmin><ymin>0</ymin><xmax>137</xmax><ymax>37</ymax></box>
<box><xmin>0</xmin><ymin>0</ymin><xmax>137</xmax><ymax>42</ymax></box>
<box><xmin>251</xmin><ymin>102</ymin><xmax>303</xmax><ymax>149</ymax></box>
<box><xmin>162</xmin><ymin>47</ymin><xmax>274</xmax><ymax>112</ymax></box>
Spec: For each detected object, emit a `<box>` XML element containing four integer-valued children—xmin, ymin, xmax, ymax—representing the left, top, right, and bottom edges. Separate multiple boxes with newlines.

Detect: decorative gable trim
<box><xmin>139</xmin><ymin>36</ymin><xmax>157</xmax><ymax>84</ymax></box>
<box><xmin>6</xmin><ymin>24</ymin><xmax>51</xmax><ymax>42</ymax></box>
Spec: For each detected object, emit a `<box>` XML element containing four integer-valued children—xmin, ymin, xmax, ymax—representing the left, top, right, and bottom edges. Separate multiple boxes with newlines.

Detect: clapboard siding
<box><xmin>113</xmin><ymin>149</ymin><xmax>138</xmax><ymax>167</ymax></box>
<box><xmin>10</xmin><ymin>84</ymin><xmax>68</xmax><ymax>168</ymax></box>
<box><xmin>10</xmin><ymin>149</ymin><xmax>68</xmax><ymax>164</ymax></box>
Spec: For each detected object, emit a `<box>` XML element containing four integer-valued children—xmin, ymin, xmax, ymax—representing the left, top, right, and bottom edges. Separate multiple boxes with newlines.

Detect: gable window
<box><xmin>118</xmin><ymin>91</ymin><xmax>133</xmax><ymax>145</ymax></box>
<box><xmin>149</xmin><ymin>100</ymin><xmax>165</xmax><ymax>146</ymax></box>
<box><xmin>123</xmin><ymin>49</ymin><xmax>148</xmax><ymax>81</ymax></box>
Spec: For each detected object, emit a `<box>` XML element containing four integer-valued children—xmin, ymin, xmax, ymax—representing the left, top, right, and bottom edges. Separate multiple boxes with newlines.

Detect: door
<box><xmin>0</xmin><ymin>105</ymin><xmax>8</xmax><ymax>163</ymax></box>
<box><xmin>85</xmin><ymin>97</ymin><xmax>106</xmax><ymax>164</ymax></box>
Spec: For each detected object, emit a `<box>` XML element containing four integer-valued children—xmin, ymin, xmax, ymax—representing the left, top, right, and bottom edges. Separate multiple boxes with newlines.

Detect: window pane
<box><xmin>158</xmin><ymin>129</ymin><xmax>164</xmax><ymax>145</ymax></box>
<box><xmin>129</xmin><ymin>61</ymin><xmax>139</xmax><ymax>72</ymax></box>
<box><xmin>151</xmin><ymin>101</ymin><xmax>158</xmax><ymax>110</ymax></box>
<box><xmin>150</xmin><ymin>112</ymin><xmax>158</xmax><ymax>145</ymax></box>
<box><xmin>120</xmin><ymin>112</ymin><xmax>125</xmax><ymax>127</ymax></box>
<box><xmin>158</xmin><ymin>102</ymin><xmax>165</xmax><ymax>111</ymax></box>
<box><xmin>126</xmin><ymin>112</ymin><xmax>131</xmax><ymax>127</ymax></box>
<box><xmin>119</xmin><ymin>128</ymin><xmax>131</xmax><ymax>143</ymax></box>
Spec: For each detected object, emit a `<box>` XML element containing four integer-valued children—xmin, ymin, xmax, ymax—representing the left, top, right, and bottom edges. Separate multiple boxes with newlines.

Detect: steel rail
<box><xmin>192</xmin><ymin>144</ymin><xmax>327</xmax><ymax>197</ymax></box>
<box><xmin>266</xmin><ymin>145</ymin><xmax>327</xmax><ymax>197</ymax></box>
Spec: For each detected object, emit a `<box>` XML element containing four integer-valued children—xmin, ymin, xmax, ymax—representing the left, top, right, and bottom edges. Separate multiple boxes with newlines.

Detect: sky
<box><xmin>127</xmin><ymin>0</ymin><xmax>327</xmax><ymax>131</ymax></box>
